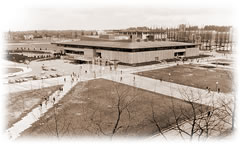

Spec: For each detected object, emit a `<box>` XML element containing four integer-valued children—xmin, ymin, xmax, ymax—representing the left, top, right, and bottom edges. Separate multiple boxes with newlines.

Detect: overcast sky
<box><xmin>2</xmin><ymin>0</ymin><xmax>235</xmax><ymax>31</ymax></box>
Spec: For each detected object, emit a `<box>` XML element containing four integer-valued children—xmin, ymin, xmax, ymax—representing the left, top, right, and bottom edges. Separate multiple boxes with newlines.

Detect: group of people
<box><xmin>206</xmin><ymin>86</ymin><xmax>221</xmax><ymax>93</ymax></box>
<box><xmin>206</xmin><ymin>86</ymin><xmax>211</xmax><ymax>93</ymax></box>
<box><xmin>70</xmin><ymin>72</ymin><xmax>81</xmax><ymax>83</ymax></box>
<box><xmin>39</xmin><ymin>85</ymin><xmax>64</xmax><ymax>111</ymax></box>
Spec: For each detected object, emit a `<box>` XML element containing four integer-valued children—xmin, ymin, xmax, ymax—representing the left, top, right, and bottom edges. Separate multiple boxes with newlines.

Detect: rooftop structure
<box><xmin>53</xmin><ymin>40</ymin><xmax>197</xmax><ymax>49</ymax></box>
<box><xmin>53</xmin><ymin>40</ymin><xmax>199</xmax><ymax>65</ymax></box>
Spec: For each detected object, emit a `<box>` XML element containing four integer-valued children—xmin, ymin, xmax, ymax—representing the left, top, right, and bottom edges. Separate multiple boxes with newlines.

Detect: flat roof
<box><xmin>53</xmin><ymin>41</ymin><xmax>197</xmax><ymax>49</ymax></box>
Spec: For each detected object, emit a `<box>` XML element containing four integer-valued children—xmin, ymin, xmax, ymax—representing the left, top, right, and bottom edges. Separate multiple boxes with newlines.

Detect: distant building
<box><xmin>99</xmin><ymin>34</ymin><xmax>129</xmax><ymax>40</ymax></box>
<box><xmin>116</xmin><ymin>29</ymin><xmax>167</xmax><ymax>41</ymax></box>
<box><xmin>179</xmin><ymin>24</ymin><xmax>186</xmax><ymax>32</ymax></box>
<box><xmin>24</xmin><ymin>34</ymin><xmax>34</xmax><ymax>40</ymax></box>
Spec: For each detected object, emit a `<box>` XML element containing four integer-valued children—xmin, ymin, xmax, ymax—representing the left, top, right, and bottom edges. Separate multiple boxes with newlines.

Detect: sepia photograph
<box><xmin>0</xmin><ymin>0</ymin><xmax>238</xmax><ymax>143</ymax></box>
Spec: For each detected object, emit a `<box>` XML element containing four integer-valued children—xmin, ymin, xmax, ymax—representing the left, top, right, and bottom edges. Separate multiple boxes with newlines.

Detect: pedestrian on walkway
<box><xmin>53</xmin><ymin>97</ymin><xmax>55</xmax><ymax>104</ymax></box>
<box><xmin>64</xmin><ymin>77</ymin><xmax>66</xmax><ymax>82</ymax></box>
<box><xmin>120</xmin><ymin>76</ymin><xmax>122</xmax><ymax>81</ymax></box>
<box><xmin>94</xmin><ymin>71</ymin><xmax>96</xmax><ymax>78</ymax></box>
<box><xmin>71</xmin><ymin>78</ymin><xmax>74</xmax><ymax>85</ymax></box>
<box><xmin>208</xmin><ymin>88</ymin><xmax>211</xmax><ymax>93</ymax></box>
<box><xmin>44</xmin><ymin>96</ymin><xmax>48</xmax><ymax>105</ymax></box>
<box><xmin>121</xmin><ymin>70</ymin><xmax>122</xmax><ymax>75</ymax></box>
<box><xmin>218</xmin><ymin>88</ymin><xmax>220</xmax><ymax>93</ymax></box>
<box><xmin>133</xmin><ymin>76</ymin><xmax>135</xmax><ymax>82</ymax></box>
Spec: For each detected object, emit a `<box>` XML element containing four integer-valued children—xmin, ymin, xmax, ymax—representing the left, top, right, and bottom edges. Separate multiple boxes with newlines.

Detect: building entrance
<box><xmin>174</xmin><ymin>52</ymin><xmax>185</xmax><ymax>57</ymax></box>
<box><xmin>96</xmin><ymin>52</ymin><xmax>102</xmax><ymax>58</ymax></box>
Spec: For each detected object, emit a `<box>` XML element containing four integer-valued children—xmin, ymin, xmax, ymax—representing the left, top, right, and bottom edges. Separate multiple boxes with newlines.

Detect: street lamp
<box><xmin>168</xmin><ymin>73</ymin><xmax>172</xmax><ymax>95</ymax></box>
<box><xmin>216</xmin><ymin>81</ymin><xmax>219</xmax><ymax>92</ymax></box>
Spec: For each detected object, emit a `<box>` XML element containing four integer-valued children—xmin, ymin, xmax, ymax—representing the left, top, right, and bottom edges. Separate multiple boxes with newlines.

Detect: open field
<box><xmin>21</xmin><ymin>78</ymin><xmax>208</xmax><ymax>138</ymax></box>
<box><xmin>136</xmin><ymin>64</ymin><xmax>233</xmax><ymax>93</ymax></box>
<box><xmin>7</xmin><ymin>85</ymin><xmax>62</xmax><ymax>128</ymax></box>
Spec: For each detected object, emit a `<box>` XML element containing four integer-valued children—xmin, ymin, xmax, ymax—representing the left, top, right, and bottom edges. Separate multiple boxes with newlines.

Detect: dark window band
<box><xmin>55</xmin><ymin>44</ymin><xmax>196</xmax><ymax>52</ymax></box>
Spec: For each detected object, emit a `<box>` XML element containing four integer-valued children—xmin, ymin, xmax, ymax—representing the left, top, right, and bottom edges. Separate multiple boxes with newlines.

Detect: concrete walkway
<box><xmin>6</xmin><ymin>76</ymin><xmax>66</xmax><ymax>94</ymax></box>
<box><xmin>6</xmin><ymin>55</ymin><xmax>234</xmax><ymax>139</ymax></box>
<box><xmin>103</xmin><ymin>72</ymin><xmax>233</xmax><ymax>107</ymax></box>
<box><xmin>6</xmin><ymin>75</ymin><xmax>91</xmax><ymax>140</ymax></box>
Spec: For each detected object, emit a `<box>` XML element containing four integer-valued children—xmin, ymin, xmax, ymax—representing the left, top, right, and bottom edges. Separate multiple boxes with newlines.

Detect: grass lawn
<box><xmin>21</xmin><ymin>78</ymin><xmax>208</xmax><ymax>138</ymax></box>
<box><xmin>7</xmin><ymin>85</ymin><xmax>62</xmax><ymax>128</ymax></box>
<box><xmin>136</xmin><ymin>64</ymin><xmax>233</xmax><ymax>93</ymax></box>
<box><xmin>7</xmin><ymin>68</ymin><xmax>23</xmax><ymax>73</ymax></box>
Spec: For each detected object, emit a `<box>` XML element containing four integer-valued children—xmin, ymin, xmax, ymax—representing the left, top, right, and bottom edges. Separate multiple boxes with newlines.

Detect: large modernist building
<box><xmin>52</xmin><ymin>40</ymin><xmax>199</xmax><ymax>65</ymax></box>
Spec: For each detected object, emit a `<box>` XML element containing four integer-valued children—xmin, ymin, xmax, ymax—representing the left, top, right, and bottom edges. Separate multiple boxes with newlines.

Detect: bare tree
<box><xmin>36</xmin><ymin>99</ymin><xmax>73</xmax><ymax>139</ymax></box>
<box><xmin>148</xmin><ymin>96</ymin><xmax>167</xmax><ymax>139</ymax></box>
<box><xmin>85</xmin><ymin>80</ymin><xmax>140</xmax><ymax>138</ymax></box>
<box><xmin>163</xmin><ymin>88</ymin><xmax>234</xmax><ymax>140</ymax></box>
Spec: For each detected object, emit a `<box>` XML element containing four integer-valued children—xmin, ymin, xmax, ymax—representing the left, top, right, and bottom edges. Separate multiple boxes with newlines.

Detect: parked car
<box><xmin>51</xmin><ymin>67</ymin><xmax>57</xmax><ymax>71</ymax></box>
<box><xmin>41</xmin><ymin>76</ymin><xmax>47</xmax><ymax>79</ymax></box>
<box><xmin>50</xmin><ymin>74</ymin><xmax>57</xmax><ymax>78</ymax></box>
<box><xmin>8</xmin><ymin>79</ymin><xmax>15</xmax><ymax>84</ymax></box>
<box><xmin>33</xmin><ymin>76</ymin><xmax>41</xmax><ymax>80</ymax></box>
<box><xmin>56</xmin><ymin>74</ymin><xmax>63</xmax><ymax>77</ymax></box>
<box><xmin>25</xmin><ymin>75</ymin><xmax>34</xmax><ymax>78</ymax></box>
<box><xmin>16</xmin><ymin>79</ymin><xmax>23</xmax><ymax>83</ymax></box>
<box><xmin>22</xmin><ymin>78</ymin><xmax>28</xmax><ymax>82</ymax></box>
<box><xmin>42</xmin><ymin>67</ymin><xmax>49</xmax><ymax>71</ymax></box>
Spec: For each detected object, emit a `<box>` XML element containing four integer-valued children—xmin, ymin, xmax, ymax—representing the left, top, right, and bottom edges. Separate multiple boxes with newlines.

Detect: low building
<box><xmin>52</xmin><ymin>41</ymin><xmax>199</xmax><ymax>65</ymax></box>
<box><xmin>24</xmin><ymin>34</ymin><xmax>34</xmax><ymax>40</ymax></box>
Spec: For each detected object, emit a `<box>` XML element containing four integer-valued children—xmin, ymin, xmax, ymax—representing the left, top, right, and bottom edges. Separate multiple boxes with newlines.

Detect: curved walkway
<box><xmin>3</xmin><ymin>66</ymin><xmax>32</xmax><ymax>78</ymax></box>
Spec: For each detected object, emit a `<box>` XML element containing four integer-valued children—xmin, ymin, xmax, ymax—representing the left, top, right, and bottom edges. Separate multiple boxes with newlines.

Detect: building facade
<box><xmin>52</xmin><ymin>41</ymin><xmax>199</xmax><ymax>65</ymax></box>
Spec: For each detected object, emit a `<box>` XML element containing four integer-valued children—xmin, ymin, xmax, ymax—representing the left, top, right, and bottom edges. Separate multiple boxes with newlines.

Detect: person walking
<box><xmin>53</xmin><ymin>97</ymin><xmax>56</xmax><ymax>104</ymax></box>
<box><xmin>44</xmin><ymin>96</ymin><xmax>48</xmax><ymax>106</ymax></box>
<box><xmin>208</xmin><ymin>87</ymin><xmax>211</xmax><ymax>93</ymax></box>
